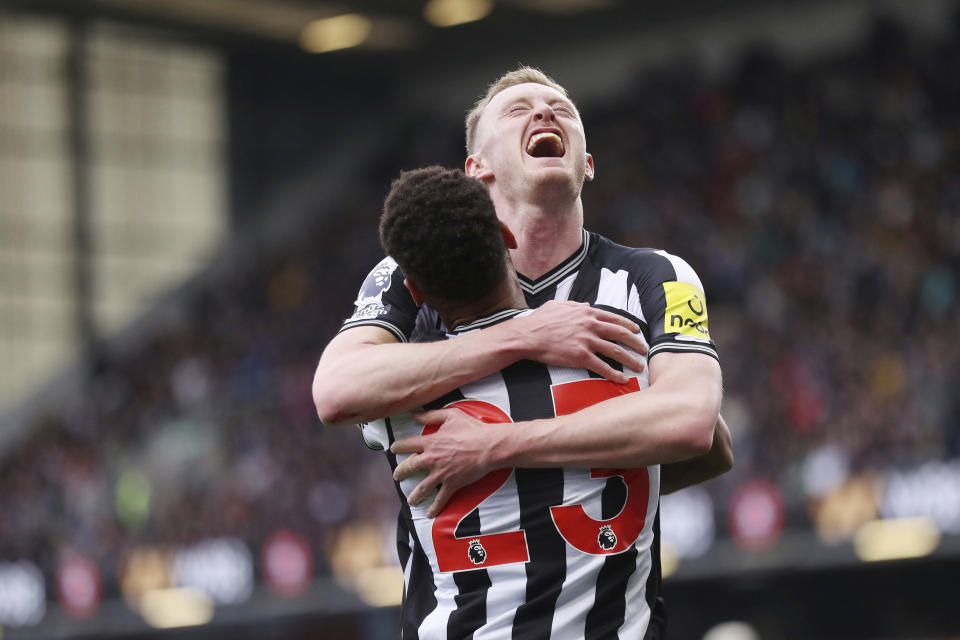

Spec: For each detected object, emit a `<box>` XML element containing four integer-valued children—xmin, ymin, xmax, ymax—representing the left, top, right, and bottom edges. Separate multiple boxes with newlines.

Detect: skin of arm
<box><xmin>660</xmin><ymin>413</ymin><xmax>733</xmax><ymax>495</ymax></box>
<box><xmin>313</xmin><ymin>300</ymin><xmax>648</xmax><ymax>426</ymax></box>
<box><xmin>392</xmin><ymin>351</ymin><xmax>722</xmax><ymax>517</ymax></box>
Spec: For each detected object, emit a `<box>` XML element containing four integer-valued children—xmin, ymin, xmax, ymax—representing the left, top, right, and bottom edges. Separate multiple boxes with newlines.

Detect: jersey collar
<box><xmin>451</xmin><ymin>308</ymin><xmax>529</xmax><ymax>334</ymax></box>
<box><xmin>516</xmin><ymin>229</ymin><xmax>590</xmax><ymax>296</ymax></box>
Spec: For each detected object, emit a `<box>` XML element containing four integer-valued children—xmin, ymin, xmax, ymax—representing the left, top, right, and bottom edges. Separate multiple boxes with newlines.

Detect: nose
<box><xmin>533</xmin><ymin>103</ymin><xmax>555</xmax><ymax>122</ymax></box>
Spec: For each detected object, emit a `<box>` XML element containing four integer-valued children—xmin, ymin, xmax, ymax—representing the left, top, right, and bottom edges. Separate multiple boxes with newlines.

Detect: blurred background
<box><xmin>0</xmin><ymin>0</ymin><xmax>959</xmax><ymax>638</ymax></box>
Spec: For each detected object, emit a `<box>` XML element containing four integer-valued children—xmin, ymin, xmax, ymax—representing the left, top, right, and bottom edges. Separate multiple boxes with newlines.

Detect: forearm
<box><xmin>490</xmin><ymin>354</ymin><xmax>721</xmax><ymax>470</ymax></box>
<box><xmin>314</xmin><ymin>324</ymin><xmax>526</xmax><ymax>425</ymax></box>
<box><xmin>660</xmin><ymin>414</ymin><xmax>734</xmax><ymax>494</ymax></box>
<box><xmin>498</xmin><ymin>369</ymin><xmax>720</xmax><ymax>471</ymax></box>
<box><xmin>500</xmin><ymin>394</ymin><xmax>714</xmax><ymax>469</ymax></box>
<box><xmin>315</xmin><ymin>302</ymin><xmax>648</xmax><ymax>426</ymax></box>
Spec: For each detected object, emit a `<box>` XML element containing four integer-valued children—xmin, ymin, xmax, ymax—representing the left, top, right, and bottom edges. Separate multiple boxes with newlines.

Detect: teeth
<box><xmin>526</xmin><ymin>132</ymin><xmax>564</xmax><ymax>157</ymax></box>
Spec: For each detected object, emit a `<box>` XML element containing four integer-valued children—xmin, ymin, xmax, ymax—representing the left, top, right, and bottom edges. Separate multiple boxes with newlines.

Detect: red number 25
<box><xmin>428</xmin><ymin>377</ymin><xmax>649</xmax><ymax>572</ymax></box>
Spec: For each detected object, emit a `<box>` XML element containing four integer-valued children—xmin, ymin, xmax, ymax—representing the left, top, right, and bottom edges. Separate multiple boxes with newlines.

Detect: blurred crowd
<box><xmin>1</xmin><ymin>18</ymin><xmax>958</xmax><ymax>597</ymax></box>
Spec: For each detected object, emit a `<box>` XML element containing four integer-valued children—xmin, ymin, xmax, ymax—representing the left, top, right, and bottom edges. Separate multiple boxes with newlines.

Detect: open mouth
<box><xmin>526</xmin><ymin>131</ymin><xmax>565</xmax><ymax>158</ymax></box>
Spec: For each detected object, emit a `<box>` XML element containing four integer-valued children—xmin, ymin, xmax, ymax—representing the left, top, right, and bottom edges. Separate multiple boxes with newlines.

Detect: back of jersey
<box><xmin>363</xmin><ymin>348</ymin><xmax>661</xmax><ymax>640</ymax></box>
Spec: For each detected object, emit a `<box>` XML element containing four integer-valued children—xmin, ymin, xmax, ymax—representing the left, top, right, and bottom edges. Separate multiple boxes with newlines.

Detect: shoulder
<box><xmin>586</xmin><ymin>232</ymin><xmax>704</xmax><ymax>289</ymax></box>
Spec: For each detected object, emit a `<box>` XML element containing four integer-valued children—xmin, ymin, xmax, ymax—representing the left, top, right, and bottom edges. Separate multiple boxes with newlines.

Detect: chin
<box><xmin>529</xmin><ymin>170</ymin><xmax>581</xmax><ymax>200</ymax></box>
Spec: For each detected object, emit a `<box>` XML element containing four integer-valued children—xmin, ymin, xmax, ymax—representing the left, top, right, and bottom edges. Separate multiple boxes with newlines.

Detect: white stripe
<box><xmin>454</xmin><ymin>308</ymin><xmax>526</xmax><ymax>333</ymax></box>
<box><xmin>402</xmin><ymin>526</ymin><xmax>414</xmax><ymax>604</ymax></box>
<box><xmin>548</xmin><ymin>467</ymin><xmax>599</xmax><ymax>640</ymax></box>
<box><xmin>553</xmin><ymin>271</ymin><xmax>577</xmax><ymax>302</ymax></box>
<box><xmin>458</xmin><ymin>371</ymin><xmax>512</xmax><ymax>419</ymax></box>
<box><xmin>617</xmin><ymin>465</ymin><xmax>660</xmax><ymax>638</ymax></box>
<box><xmin>628</xmin><ymin>282</ymin><xmax>646</xmax><ymax>325</ymax></box>
<box><xmin>654</xmin><ymin>249</ymin><xmax>705</xmax><ymax>291</ymax></box>
<box><xmin>648</xmin><ymin>343</ymin><xmax>717</xmax><ymax>358</ymax></box>
<box><xmin>473</xmin><ymin>564</ymin><xmax>525</xmax><ymax>639</ymax></box>
<box><xmin>339</xmin><ymin>318</ymin><xmax>408</xmax><ymax>342</ymax></box>
<box><xmin>596</xmin><ymin>267</ymin><xmax>629</xmax><ymax>310</ymax></box>
<box><xmin>475</xmin><ymin>465</ymin><xmax>526</xmax><ymax>639</ymax></box>
<box><xmin>412</xmin><ymin>508</ymin><xmax>455</xmax><ymax>640</ymax></box>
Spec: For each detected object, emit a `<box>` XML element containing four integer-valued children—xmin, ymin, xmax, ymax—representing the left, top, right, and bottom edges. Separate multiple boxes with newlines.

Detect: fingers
<box><xmin>390</xmin><ymin>436</ymin><xmax>424</xmax><ymax>456</ymax></box>
<box><xmin>592</xmin><ymin>307</ymin><xmax>642</xmax><ymax>336</ymax></box>
<box><xmin>411</xmin><ymin>409</ymin><xmax>450</xmax><ymax>426</ymax></box>
<box><xmin>427</xmin><ymin>484</ymin><xmax>456</xmax><ymax>519</ymax></box>
<box><xmin>407</xmin><ymin>472</ymin><xmax>441</xmax><ymax>508</ymax></box>
<box><xmin>583</xmin><ymin>355</ymin><xmax>629</xmax><ymax>384</ymax></box>
<box><xmin>591</xmin><ymin>312</ymin><xmax>648</xmax><ymax>356</ymax></box>
<box><xmin>393</xmin><ymin>451</ymin><xmax>423</xmax><ymax>482</ymax></box>
<box><xmin>591</xmin><ymin>338</ymin><xmax>645</xmax><ymax>374</ymax></box>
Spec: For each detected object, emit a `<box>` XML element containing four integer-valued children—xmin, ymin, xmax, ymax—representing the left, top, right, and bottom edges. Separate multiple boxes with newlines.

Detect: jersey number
<box><xmin>427</xmin><ymin>400</ymin><xmax>529</xmax><ymax>573</ymax></box>
<box><xmin>428</xmin><ymin>378</ymin><xmax>649</xmax><ymax>572</ymax></box>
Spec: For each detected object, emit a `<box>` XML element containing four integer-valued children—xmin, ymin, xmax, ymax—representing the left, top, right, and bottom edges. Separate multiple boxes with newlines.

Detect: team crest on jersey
<box><xmin>662</xmin><ymin>281</ymin><xmax>710</xmax><ymax>340</ymax></box>
<box><xmin>350</xmin><ymin>257</ymin><xmax>397</xmax><ymax>321</ymax></box>
<box><xmin>598</xmin><ymin>525</ymin><xmax>617</xmax><ymax>551</ymax></box>
<box><xmin>467</xmin><ymin>539</ymin><xmax>487</xmax><ymax>565</ymax></box>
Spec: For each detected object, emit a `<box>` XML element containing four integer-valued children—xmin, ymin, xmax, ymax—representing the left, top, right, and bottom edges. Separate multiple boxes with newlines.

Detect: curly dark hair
<box><xmin>380</xmin><ymin>166</ymin><xmax>506</xmax><ymax>304</ymax></box>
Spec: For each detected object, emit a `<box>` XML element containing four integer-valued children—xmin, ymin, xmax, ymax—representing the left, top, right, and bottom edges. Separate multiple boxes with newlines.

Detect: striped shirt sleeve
<box><xmin>643</xmin><ymin>250</ymin><xmax>718</xmax><ymax>361</ymax></box>
<box><xmin>339</xmin><ymin>256</ymin><xmax>420</xmax><ymax>342</ymax></box>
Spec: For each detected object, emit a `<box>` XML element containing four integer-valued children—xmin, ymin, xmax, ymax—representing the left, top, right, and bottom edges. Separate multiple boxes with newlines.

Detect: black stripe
<box><xmin>564</xmin><ymin>262</ymin><xmax>629</xmax><ymax>381</ymax></box>
<box><xmin>566</xmin><ymin>248</ymin><xmax>600</xmax><ymax>306</ymax></box>
<box><xmin>504</xmin><ymin>360</ymin><xmax>567</xmax><ymax>640</ymax></box>
<box><xmin>585</xmin><ymin>547</ymin><xmax>638</xmax><ymax>639</ymax></box>
<box><xmin>601</xmin><ymin>476</ymin><xmax>627</xmax><ymax>519</ymax></box>
<box><xmin>648</xmin><ymin>342</ymin><xmax>719</xmax><ymax>361</ymax></box>
<box><xmin>387</xmin><ymin>418</ymin><xmax>437</xmax><ymax>639</ymax></box>
<box><xmin>642</xmin><ymin>509</ymin><xmax>667</xmax><ymax>640</ymax></box>
<box><xmin>448</xmin><ymin>508</ymin><xmax>491</xmax><ymax>640</ymax></box>
<box><xmin>583</xmin><ymin>476</ymin><xmax>638</xmax><ymax>639</ymax></box>
<box><xmin>428</xmin><ymin>387</ymin><xmax>466</xmax><ymax>411</ymax></box>
<box><xmin>387</xmin><ymin>419</ymin><xmax>412</xmax><ymax>572</ymax></box>
<box><xmin>593</xmin><ymin>304</ymin><xmax>648</xmax><ymax>345</ymax></box>
<box><xmin>523</xmin><ymin>283</ymin><xmax>560</xmax><ymax>309</ymax></box>
<box><xmin>402</xmin><ymin>512</ymin><xmax>440</xmax><ymax>640</ymax></box>
<box><xmin>419</xmin><ymin>385</ymin><xmax>495</xmax><ymax>640</ymax></box>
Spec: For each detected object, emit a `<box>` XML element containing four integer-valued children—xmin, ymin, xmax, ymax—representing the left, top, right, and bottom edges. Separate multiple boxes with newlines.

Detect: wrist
<box><xmin>498</xmin><ymin>313</ymin><xmax>535</xmax><ymax>362</ymax></box>
<box><xmin>494</xmin><ymin>418</ymin><xmax>544</xmax><ymax>468</ymax></box>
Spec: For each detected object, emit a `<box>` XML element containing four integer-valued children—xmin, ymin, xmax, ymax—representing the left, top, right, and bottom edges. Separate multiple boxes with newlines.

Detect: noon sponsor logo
<box><xmin>662</xmin><ymin>281</ymin><xmax>710</xmax><ymax>340</ymax></box>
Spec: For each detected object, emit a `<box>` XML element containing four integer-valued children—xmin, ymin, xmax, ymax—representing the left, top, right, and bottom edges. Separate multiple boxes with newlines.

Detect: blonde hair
<box><xmin>464</xmin><ymin>66</ymin><xmax>571</xmax><ymax>154</ymax></box>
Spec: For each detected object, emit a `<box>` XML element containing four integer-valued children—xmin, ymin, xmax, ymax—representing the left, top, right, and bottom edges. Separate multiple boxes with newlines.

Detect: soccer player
<box><xmin>314</xmin><ymin>67</ymin><xmax>730</xmax><ymax>502</ymax></box>
<box><xmin>314</xmin><ymin>68</ymin><xmax>732</xmax><ymax>637</ymax></box>
<box><xmin>368</xmin><ymin>165</ymin><xmax>657</xmax><ymax>638</ymax></box>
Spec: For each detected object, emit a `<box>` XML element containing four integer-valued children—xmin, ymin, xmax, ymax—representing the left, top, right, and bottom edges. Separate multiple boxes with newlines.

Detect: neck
<box><xmin>440</xmin><ymin>270</ymin><xmax>528</xmax><ymax>331</ymax></box>
<box><xmin>491</xmin><ymin>190</ymin><xmax>584</xmax><ymax>280</ymax></box>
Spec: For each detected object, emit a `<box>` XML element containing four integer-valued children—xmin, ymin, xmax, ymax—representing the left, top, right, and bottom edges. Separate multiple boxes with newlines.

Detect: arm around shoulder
<box><xmin>660</xmin><ymin>413</ymin><xmax>733</xmax><ymax>494</ymax></box>
<box><xmin>313</xmin><ymin>302</ymin><xmax>653</xmax><ymax>427</ymax></box>
<box><xmin>495</xmin><ymin>350</ymin><xmax>722</xmax><ymax>469</ymax></box>
<box><xmin>313</xmin><ymin>326</ymin><xmax>400</xmax><ymax>426</ymax></box>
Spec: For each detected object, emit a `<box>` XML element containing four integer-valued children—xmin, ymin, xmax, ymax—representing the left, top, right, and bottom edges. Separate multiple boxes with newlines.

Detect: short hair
<box><xmin>380</xmin><ymin>166</ymin><xmax>507</xmax><ymax>304</ymax></box>
<box><xmin>465</xmin><ymin>66</ymin><xmax>570</xmax><ymax>155</ymax></box>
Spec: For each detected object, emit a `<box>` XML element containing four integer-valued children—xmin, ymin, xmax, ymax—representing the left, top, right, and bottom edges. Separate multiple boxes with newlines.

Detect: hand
<box><xmin>391</xmin><ymin>408</ymin><xmax>506</xmax><ymax>518</ymax></box>
<box><xmin>514</xmin><ymin>301</ymin><xmax>647</xmax><ymax>383</ymax></box>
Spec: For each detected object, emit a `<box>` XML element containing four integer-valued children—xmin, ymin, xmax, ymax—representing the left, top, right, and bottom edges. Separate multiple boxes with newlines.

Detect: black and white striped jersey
<box><xmin>361</xmin><ymin>309</ymin><xmax>658</xmax><ymax>639</ymax></box>
<box><xmin>341</xmin><ymin>230</ymin><xmax>717</xmax><ymax>363</ymax></box>
<box><xmin>343</xmin><ymin>230</ymin><xmax>719</xmax><ymax>638</ymax></box>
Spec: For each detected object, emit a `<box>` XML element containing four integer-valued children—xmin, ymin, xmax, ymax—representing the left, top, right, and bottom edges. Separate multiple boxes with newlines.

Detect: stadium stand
<box><xmin>0</xmin><ymin>5</ymin><xmax>959</xmax><ymax>639</ymax></box>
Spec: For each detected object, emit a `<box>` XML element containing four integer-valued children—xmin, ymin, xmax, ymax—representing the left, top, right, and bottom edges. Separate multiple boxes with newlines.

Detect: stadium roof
<box><xmin>3</xmin><ymin>0</ymin><xmax>794</xmax><ymax>57</ymax></box>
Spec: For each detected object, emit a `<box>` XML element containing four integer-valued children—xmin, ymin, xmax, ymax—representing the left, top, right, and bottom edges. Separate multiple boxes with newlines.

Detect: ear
<box><xmin>403</xmin><ymin>278</ymin><xmax>425</xmax><ymax>307</ymax></box>
<box><xmin>584</xmin><ymin>152</ymin><xmax>595</xmax><ymax>182</ymax></box>
<box><xmin>466</xmin><ymin>155</ymin><xmax>494</xmax><ymax>182</ymax></box>
<box><xmin>500</xmin><ymin>222</ymin><xmax>518</xmax><ymax>249</ymax></box>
